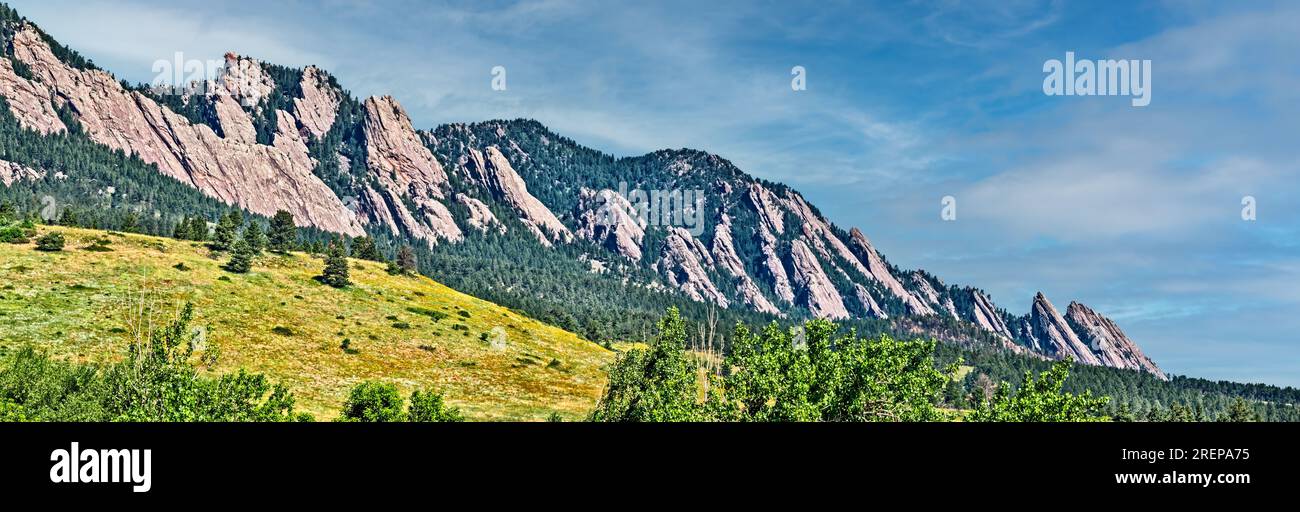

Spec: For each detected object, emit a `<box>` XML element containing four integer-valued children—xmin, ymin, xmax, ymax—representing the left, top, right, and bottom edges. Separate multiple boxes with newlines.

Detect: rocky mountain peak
<box><xmin>1066</xmin><ymin>301</ymin><xmax>1167</xmax><ymax>380</ymax></box>
<box><xmin>0</xmin><ymin>7</ymin><xmax>1167</xmax><ymax>380</ymax></box>
<box><xmin>1024</xmin><ymin>292</ymin><xmax>1102</xmax><ymax>366</ymax></box>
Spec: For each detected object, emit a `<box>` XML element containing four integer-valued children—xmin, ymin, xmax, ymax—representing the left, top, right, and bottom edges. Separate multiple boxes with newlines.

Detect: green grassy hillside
<box><xmin>0</xmin><ymin>226</ymin><xmax>614</xmax><ymax>420</ymax></box>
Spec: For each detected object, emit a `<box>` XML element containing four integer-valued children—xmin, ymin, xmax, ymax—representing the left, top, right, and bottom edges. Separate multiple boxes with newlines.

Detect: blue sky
<box><xmin>11</xmin><ymin>0</ymin><xmax>1299</xmax><ymax>386</ymax></box>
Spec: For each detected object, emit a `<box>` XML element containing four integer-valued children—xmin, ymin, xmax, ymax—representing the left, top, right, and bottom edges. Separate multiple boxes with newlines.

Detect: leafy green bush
<box><xmin>591</xmin><ymin>307</ymin><xmax>979</xmax><ymax>423</ymax></box>
<box><xmin>338</xmin><ymin>381</ymin><xmax>405</xmax><ymax>422</ymax></box>
<box><xmin>407</xmin><ymin>307</ymin><xmax>448</xmax><ymax>322</ymax></box>
<box><xmin>968</xmin><ymin>359</ymin><xmax>1109</xmax><ymax>422</ymax></box>
<box><xmin>407</xmin><ymin>390</ymin><xmax>463</xmax><ymax>422</ymax></box>
<box><xmin>0</xmin><ymin>224</ymin><xmax>32</xmax><ymax>244</ymax></box>
<box><xmin>0</xmin><ymin>303</ymin><xmax>304</xmax><ymax>421</ymax></box>
<box><xmin>337</xmin><ymin>382</ymin><xmax>463</xmax><ymax>422</ymax></box>
<box><xmin>34</xmin><ymin>232</ymin><xmax>64</xmax><ymax>251</ymax></box>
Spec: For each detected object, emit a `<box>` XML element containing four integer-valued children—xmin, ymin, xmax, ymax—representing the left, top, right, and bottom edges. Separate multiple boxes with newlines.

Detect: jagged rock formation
<box><xmin>1020</xmin><ymin>292</ymin><xmax>1102</xmax><ymax>366</ymax></box>
<box><xmin>910</xmin><ymin>272</ymin><xmax>959</xmax><ymax>319</ymax></box>
<box><xmin>1</xmin><ymin>25</ymin><xmax>363</xmax><ymax>235</ymax></box>
<box><xmin>969</xmin><ymin>289</ymin><xmax>1014</xmax><ymax>339</ymax></box>
<box><xmin>293</xmin><ymin>66</ymin><xmax>340</xmax><ymax>139</ymax></box>
<box><xmin>1066</xmin><ymin>302</ymin><xmax>1167</xmax><ymax>379</ymax></box>
<box><xmin>711</xmin><ymin>214</ymin><xmax>780</xmax><ymax>315</ymax></box>
<box><xmin>847</xmin><ymin>228</ymin><xmax>933</xmax><ymax>316</ymax></box>
<box><xmin>657</xmin><ymin>227</ymin><xmax>728</xmax><ymax>307</ymax></box>
<box><xmin>0</xmin><ymin>159</ymin><xmax>43</xmax><ymax>186</ymax></box>
<box><xmin>789</xmin><ymin>239</ymin><xmax>849</xmax><ymax>320</ymax></box>
<box><xmin>362</xmin><ymin>95</ymin><xmax>461</xmax><ymax>244</ymax></box>
<box><xmin>455</xmin><ymin>193</ymin><xmax>504</xmax><ymax>234</ymax></box>
<box><xmin>0</xmin><ymin>8</ymin><xmax>1166</xmax><ymax>378</ymax></box>
<box><xmin>575</xmin><ymin>187</ymin><xmax>646</xmax><ymax>261</ymax></box>
<box><xmin>0</xmin><ymin>58</ymin><xmax>64</xmax><ymax>134</ymax></box>
<box><xmin>853</xmin><ymin>284</ymin><xmax>888</xmax><ymax>319</ymax></box>
<box><xmin>462</xmin><ymin>146</ymin><xmax>571</xmax><ymax>246</ymax></box>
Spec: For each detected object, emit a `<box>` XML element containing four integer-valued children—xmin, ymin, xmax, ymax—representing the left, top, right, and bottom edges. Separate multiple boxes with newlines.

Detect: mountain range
<box><xmin>0</xmin><ymin>5</ymin><xmax>1164</xmax><ymax>379</ymax></box>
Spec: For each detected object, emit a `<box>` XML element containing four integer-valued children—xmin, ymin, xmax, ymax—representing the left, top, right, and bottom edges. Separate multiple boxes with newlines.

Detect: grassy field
<box><xmin>0</xmin><ymin>226</ymin><xmax>614</xmax><ymax>421</ymax></box>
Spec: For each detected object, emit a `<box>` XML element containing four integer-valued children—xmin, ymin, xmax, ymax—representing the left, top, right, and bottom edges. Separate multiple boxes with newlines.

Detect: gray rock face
<box><xmin>658</xmin><ymin>227</ymin><xmax>729</xmax><ymax>307</ymax></box>
<box><xmin>970</xmin><ymin>289</ymin><xmax>1014</xmax><ymax>339</ymax></box>
<box><xmin>363</xmin><ymin>95</ymin><xmax>461</xmax><ymax>244</ymax></box>
<box><xmin>0</xmin><ymin>57</ymin><xmax>64</xmax><ymax>134</ymax></box>
<box><xmin>2</xmin><ymin>25</ymin><xmax>364</xmax><ymax>236</ymax></box>
<box><xmin>455</xmin><ymin>193</ymin><xmax>504</xmax><ymax>234</ymax></box>
<box><xmin>0</xmin><ymin>159</ymin><xmax>43</xmax><ymax>186</ymax></box>
<box><xmin>293</xmin><ymin>66</ymin><xmax>340</xmax><ymax>139</ymax></box>
<box><xmin>747</xmin><ymin>183</ymin><xmax>785</xmax><ymax>235</ymax></box>
<box><xmin>1066</xmin><ymin>302</ymin><xmax>1167</xmax><ymax>380</ymax></box>
<box><xmin>1023</xmin><ymin>292</ymin><xmax>1102</xmax><ymax>366</ymax></box>
<box><xmin>462</xmin><ymin>146</ymin><xmax>571</xmax><ymax>246</ymax></box>
<box><xmin>853</xmin><ymin>284</ymin><xmax>888</xmax><ymax>319</ymax></box>
<box><xmin>575</xmin><ymin>187</ymin><xmax>645</xmax><ymax>260</ymax></box>
<box><xmin>846</xmin><ymin>228</ymin><xmax>934</xmax><ymax>316</ymax></box>
<box><xmin>789</xmin><ymin>239</ymin><xmax>849</xmax><ymax>320</ymax></box>
<box><xmin>712</xmin><ymin>214</ymin><xmax>780</xmax><ymax>315</ymax></box>
<box><xmin>910</xmin><ymin>272</ymin><xmax>959</xmax><ymax>319</ymax></box>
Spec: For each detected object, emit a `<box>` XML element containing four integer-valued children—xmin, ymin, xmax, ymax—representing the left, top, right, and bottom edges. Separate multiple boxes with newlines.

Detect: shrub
<box><xmin>338</xmin><ymin>381</ymin><xmax>405</xmax><ymax>422</ymax></box>
<box><xmin>0</xmin><ymin>224</ymin><xmax>32</xmax><ymax>244</ymax></box>
<box><xmin>34</xmin><ymin>232</ymin><xmax>64</xmax><ymax>251</ymax></box>
<box><xmin>407</xmin><ymin>307</ymin><xmax>448</xmax><ymax>322</ymax></box>
<box><xmin>83</xmin><ymin>238</ymin><xmax>113</xmax><ymax>252</ymax></box>
<box><xmin>407</xmin><ymin>390</ymin><xmax>463</xmax><ymax>422</ymax></box>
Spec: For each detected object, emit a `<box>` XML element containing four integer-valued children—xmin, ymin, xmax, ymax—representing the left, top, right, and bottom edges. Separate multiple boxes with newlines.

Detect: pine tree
<box><xmin>350</xmin><ymin>236</ymin><xmax>382</xmax><ymax>261</ymax></box>
<box><xmin>186</xmin><ymin>216</ymin><xmax>209</xmax><ymax>242</ymax></box>
<box><xmin>268</xmin><ymin>210</ymin><xmax>297</xmax><ymax>253</ymax></box>
<box><xmin>1222</xmin><ymin>397</ymin><xmax>1257</xmax><ymax>422</ymax></box>
<box><xmin>224</xmin><ymin>237</ymin><xmax>254</xmax><ymax>274</ymax></box>
<box><xmin>319</xmin><ymin>239</ymin><xmax>351</xmax><ymax>288</ymax></box>
<box><xmin>212</xmin><ymin>210</ymin><xmax>242</xmax><ymax>251</ymax></box>
<box><xmin>396</xmin><ymin>245</ymin><xmax>418</xmax><ymax>275</ymax></box>
<box><xmin>172</xmin><ymin>219</ymin><xmax>188</xmax><ymax>240</ymax></box>
<box><xmin>244</xmin><ymin>221</ymin><xmax>266</xmax><ymax>256</ymax></box>
<box><xmin>121</xmin><ymin>211</ymin><xmax>140</xmax><ymax>233</ymax></box>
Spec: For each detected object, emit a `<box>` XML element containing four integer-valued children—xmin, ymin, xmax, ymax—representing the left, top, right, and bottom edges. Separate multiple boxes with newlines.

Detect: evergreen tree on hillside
<box><xmin>396</xmin><ymin>245</ymin><xmax>417</xmax><ymax>275</ymax></box>
<box><xmin>172</xmin><ymin>219</ymin><xmax>188</xmax><ymax>240</ymax></box>
<box><xmin>224</xmin><ymin>236</ymin><xmax>254</xmax><ymax>274</ymax></box>
<box><xmin>186</xmin><ymin>215</ymin><xmax>209</xmax><ymax>242</ymax></box>
<box><xmin>268</xmin><ymin>210</ymin><xmax>297</xmax><ymax>253</ymax></box>
<box><xmin>1222</xmin><ymin>398</ymin><xmax>1257</xmax><ymax>422</ymax></box>
<box><xmin>120</xmin><ymin>211</ymin><xmax>140</xmax><ymax>233</ymax></box>
<box><xmin>319</xmin><ymin>239</ymin><xmax>351</xmax><ymax>288</ymax></box>
<box><xmin>211</xmin><ymin>210</ymin><xmax>242</xmax><ymax>251</ymax></box>
<box><xmin>350</xmin><ymin>235</ymin><xmax>382</xmax><ymax>262</ymax></box>
<box><xmin>244</xmin><ymin>220</ymin><xmax>266</xmax><ymax>256</ymax></box>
